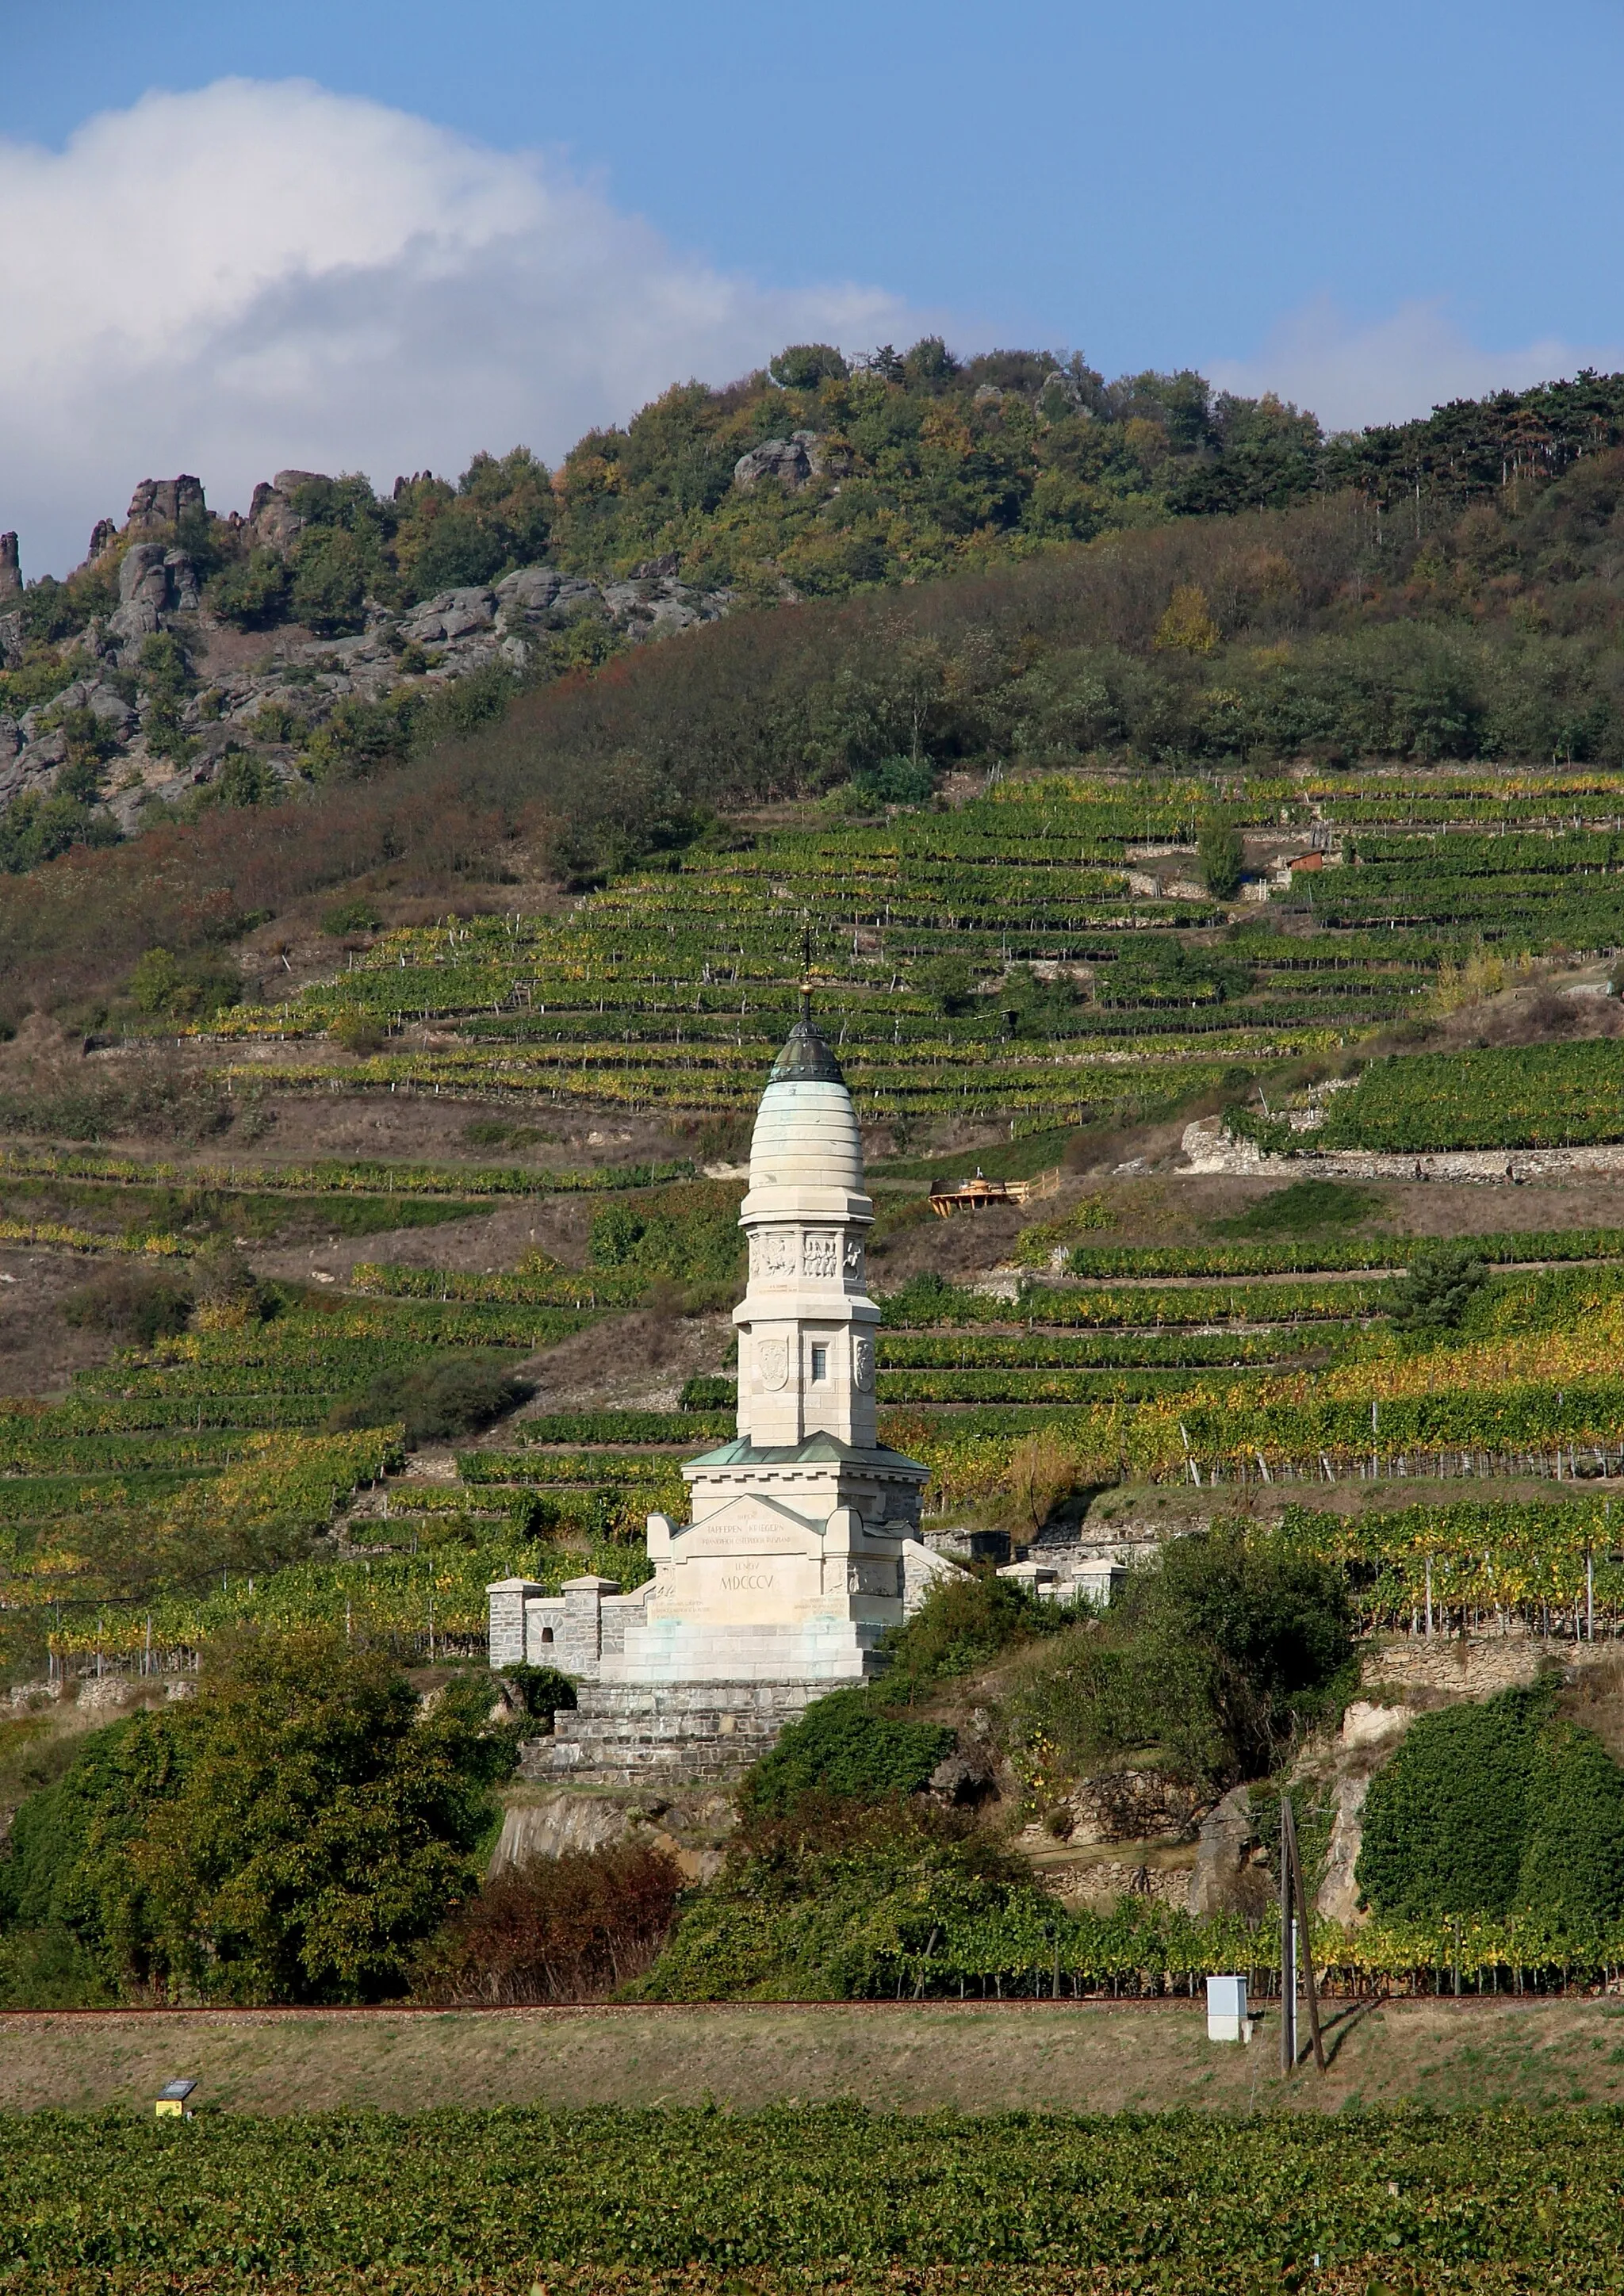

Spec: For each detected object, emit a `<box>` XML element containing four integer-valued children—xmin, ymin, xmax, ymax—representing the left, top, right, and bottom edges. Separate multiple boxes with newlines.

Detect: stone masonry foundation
<box><xmin>538</xmin><ymin>1679</ymin><xmax>827</xmax><ymax>1789</ymax></box>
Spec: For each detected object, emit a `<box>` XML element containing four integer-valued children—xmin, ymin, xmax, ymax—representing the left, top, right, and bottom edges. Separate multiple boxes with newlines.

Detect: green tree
<box><xmin>0</xmin><ymin>1634</ymin><xmax>513</xmax><ymax>2003</ymax></box>
<box><xmin>771</xmin><ymin>344</ymin><xmax>849</xmax><ymax>388</ymax></box>
<box><xmin>136</xmin><ymin>633</ymin><xmax>196</xmax><ymax>760</ymax></box>
<box><xmin>1010</xmin><ymin>1523</ymin><xmax>1354</xmax><ymax>1789</ymax></box>
<box><xmin>1388</xmin><ymin>1242</ymin><xmax>1489</xmax><ymax>1332</ymax></box>
<box><xmin>127</xmin><ymin>946</ymin><xmax>240</xmax><ymax>1024</ymax></box>
<box><xmin>289</xmin><ymin>528</ymin><xmax>374</xmax><ymax>635</ymax></box>
<box><xmin>206</xmin><ymin>549</ymin><xmax>292</xmax><ymax>629</ymax></box>
<box><xmin>919</xmin><ymin>955</ymin><xmax>978</xmax><ymax>1018</ymax></box>
<box><xmin>1196</xmin><ymin>811</ymin><xmax>1245</xmax><ymax>897</ymax></box>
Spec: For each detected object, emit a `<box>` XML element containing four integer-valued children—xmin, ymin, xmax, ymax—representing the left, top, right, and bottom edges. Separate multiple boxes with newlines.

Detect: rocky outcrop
<box><xmin>0</xmin><ymin>452</ymin><xmax>736</xmax><ymax>836</ymax></box>
<box><xmin>489</xmin><ymin>1785</ymin><xmax>736</xmax><ymax>1884</ymax></box>
<box><xmin>125</xmin><ymin>476</ymin><xmax>205</xmax><ymax>532</ymax></box>
<box><xmin>733</xmin><ymin>430</ymin><xmax>848</xmax><ymax>492</ymax></box>
<box><xmin>249</xmin><ymin>470</ymin><xmax>324</xmax><ymax>551</ymax></box>
<box><xmin>1186</xmin><ymin>1783</ymin><xmax>1271</xmax><ymax>1916</ymax></box>
<box><xmin>105</xmin><ymin>542</ymin><xmax>199</xmax><ymax>645</ymax></box>
<box><xmin>928</xmin><ymin>1744</ymin><xmax>998</xmax><ymax>1805</ymax></box>
<box><xmin>1316</xmin><ymin>1768</ymin><xmax>1374</xmax><ymax>1924</ymax></box>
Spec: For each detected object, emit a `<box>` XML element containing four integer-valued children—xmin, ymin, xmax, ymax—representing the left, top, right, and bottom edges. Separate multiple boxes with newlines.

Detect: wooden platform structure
<box><xmin>928</xmin><ymin>1169</ymin><xmax>1047</xmax><ymax>1217</ymax></box>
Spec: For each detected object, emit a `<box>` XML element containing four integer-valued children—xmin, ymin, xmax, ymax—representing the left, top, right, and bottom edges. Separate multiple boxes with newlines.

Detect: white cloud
<box><xmin>0</xmin><ymin>78</ymin><xmax>920</xmax><ymax>575</ymax></box>
<box><xmin>1208</xmin><ymin>295</ymin><xmax>1624</xmax><ymax>434</ymax></box>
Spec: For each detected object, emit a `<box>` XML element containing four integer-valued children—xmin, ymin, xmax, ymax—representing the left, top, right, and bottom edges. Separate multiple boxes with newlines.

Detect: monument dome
<box><xmin>744</xmin><ymin>992</ymin><xmax>866</xmax><ymax>1201</ymax></box>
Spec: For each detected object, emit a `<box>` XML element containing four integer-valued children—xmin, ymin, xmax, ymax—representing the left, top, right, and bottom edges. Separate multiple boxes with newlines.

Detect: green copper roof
<box><xmin>767</xmin><ymin>988</ymin><xmax>847</xmax><ymax>1087</ymax></box>
<box><xmin>685</xmin><ymin>1431</ymin><xmax>926</xmax><ymax>1475</ymax></box>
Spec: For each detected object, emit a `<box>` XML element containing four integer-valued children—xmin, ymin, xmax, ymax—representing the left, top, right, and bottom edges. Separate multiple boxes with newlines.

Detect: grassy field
<box><xmin>6</xmin><ymin>1997</ymin><xmax>1624</xmax><ymax>2117</ymax></box>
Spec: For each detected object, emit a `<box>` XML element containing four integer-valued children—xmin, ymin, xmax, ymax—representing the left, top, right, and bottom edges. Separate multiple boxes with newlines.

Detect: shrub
<box><xmin>740</xmin><ymin>1687</ymin><xmax>955</xmax><ymax>1816</ymax></box>
<box><xmin>850</xmin><ymin>755</ymin><xmax>935</xmax><ymax>808</ymax></box>
<box><xmin>1009</xmin><ymin>1522</ymin><xmax>1354</xmax><ymax>1789</ymax></box>
<box><xmin>1388</xmin><ymin>1242</ymin><xmax>1489</xmax><ymax>1332</ymax></box>
<box><xmin>500</xmin><ymin>1664</ymin><xmax>577</xmax><ymax>1730</ymax></box>
<box><xmin>127</xmin><ymin>945</ymin><xmax>242</xmax><ymax>1025</ymax></box>
<box><xmin>329</xmin><ymin>1355</ymin><xmax>530</xmax><ymax>1443</ymax></box>
<box><xmin>880</xmin><ymin>1573</ymin><xmax>1065</xmax><ymax>1707</ymax></box>
<box><xmin>190</xmin><ymin>1239</ymin><xmax>261</xmax><ymax>1314</ymax></box>
<box><xmin>417</xmin><ymin>1843</ymin><xmax>684</xmax><ymax>2003</ymax></box>
<box><xmin>1357</xmin><ymin>1681</ymin><xmax>1624</xmax><ymax>1925</ymax></box>
<box><xmin>322</xmin><ymin>897</ymin><xmax>382</xmax><ymax>936</ymax></box>
<box><xmin>330</xmin><ymin>1012</ymin><xmax>385</xmax><ymax>1054</ymax></box>
<box><xmin>1519</xmin><ymin>1719</ymin><xmax>1624</xmax><ymax>1927</ymax></box>
<box><xmin>61</xmin><ymin>1265</ymin><xmax>193</xmax><ymax>1345</ymax></box>
<box><xmin>637</xmin><ymin>1797</ymin><xmax>1039</xmax><ymax>2001</ymax></box>
<box><xmin>206</xmin><ymin>551</ymin><xmax>291</xmax><ymax>629</ymax></box>
<box><xmin>0</xmin><ymin>1632</ymin><xmax>513</xmax><ymax>2003</ymax></box>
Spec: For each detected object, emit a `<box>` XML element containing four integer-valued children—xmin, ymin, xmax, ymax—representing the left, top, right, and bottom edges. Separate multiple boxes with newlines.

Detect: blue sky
<box><xmin>4</xmin><ymin>0</ymin><xmax>1623</xmax><ymax>571</ymax></box>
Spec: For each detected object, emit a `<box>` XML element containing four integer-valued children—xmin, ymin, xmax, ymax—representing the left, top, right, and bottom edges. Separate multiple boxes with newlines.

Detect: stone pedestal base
<box><xmin>540</xmin><ymin>1679</ymin><xmax>827</xmax><ymax>1789</ymax></box>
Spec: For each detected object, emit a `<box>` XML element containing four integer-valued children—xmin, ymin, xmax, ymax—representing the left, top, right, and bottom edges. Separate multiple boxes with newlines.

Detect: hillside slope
<box><xmin>6</xmin><ymin>346</ymin><xmax>1624</xmax><ymax>874</ymax></box>
<box><xmin>2</xmin><ymin>367</ymin><xmax>1623</xmax><ymax>1024</ymax></box>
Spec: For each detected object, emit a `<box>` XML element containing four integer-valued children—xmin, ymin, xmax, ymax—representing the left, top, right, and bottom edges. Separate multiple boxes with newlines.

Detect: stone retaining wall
<box><xmin>534</xmin><ymin>1678</ymin><xmax>828</xmax><ymax>1789</ymax></box>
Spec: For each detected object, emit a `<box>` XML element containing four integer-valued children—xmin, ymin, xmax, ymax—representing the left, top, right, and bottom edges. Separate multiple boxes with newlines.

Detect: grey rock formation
<box><xmin>488</xmin><ymin>1785</ymin><xmax>734</xmax><ymax>1884</ymax></box>
<box><xmin>0</xmin><ymin>532</ymin><xmax>19</xmax><ymax>602</ymax></box>
<box><xmin>494</xmin><ymin>564</ymin><xmax>595</xmax><ymax>616</ymax></box>
<box><xmin>928</xmin><ymin>1746</ymin><xmax>998</xmax><ymax>1805</ymax></box>
<box><xmin>249</xmin><ymin>471</ymin><xmax>324</xmax><ymax>552</ymax></box>
<box><xmin>402</xmin><ymin>586</ymin><xmax>496</xmax><ymax>645</ymax></box>
<box><xmin>124</xmin><ymin>476</ymin><xmax>205</xmax><ymax>531</ymax></box>
<box><xmin>0</xmin><ymin>727</ymin><xmax>68</xmax><ymax>809</ymax></box>
<box><xmin>1316</xmin><ymin>1769</ymin><xmax>1374</xmax><ymax>1925</ymax></box>
<box><xmin>1067</xmin><ymin>1768</ymin><xmax>1209</xmax><ymax>1846</ymax></box>
<box><xmin>163</xmin><ymin>549</ymin><xmax>201</xmax><ymax>613</ymax></box>
<box><xmin>106</xmin><ymin>545</ymin><xmax>168</xmax><ymax>646</ymax></box>
<box><xmin>83</xmin><ymin>518</ymin><xmax>119</xmax><ymax>565</ymax></box>
<box><xmin>733</xmin><ymin>430</ymin><xmax>826</xmax><ymax>492</ymax></box>
<box><xmin>105</xmin><ymin>545</ymin><xmax>197</xmax><ymax>646</ymax></box>
<box><xmin>44</xmin><ymin>679</ymin><xmax>136</xmax><ymax>739</ymax></box>
<box><xmin>117</xmin><ymin>542</ymin><xmax>168</xmax><ymax>605</ymax></box>
<box><xmin>0</xmin><ymin>515</ymin><xmax>736</xmax><ymax>839</ymax></box>
<box><xmin>1186</xmin><ymin>1783</ymin><xmax>1264</xmax><ymax>1915</ymax></box>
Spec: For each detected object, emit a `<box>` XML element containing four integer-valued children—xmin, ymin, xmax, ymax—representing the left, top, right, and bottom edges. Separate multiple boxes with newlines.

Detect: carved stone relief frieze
<box><xmin>802</xmin><ymin>1232</ymin><xmax>837</xmax><ymax>1280</ymax></box>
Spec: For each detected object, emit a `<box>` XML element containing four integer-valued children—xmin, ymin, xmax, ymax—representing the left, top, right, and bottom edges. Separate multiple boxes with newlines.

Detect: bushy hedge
<box><xmin>739</xmin><ymin>1688</ymin><xmax>955</xmax><ymax>1816</ymax></box>
<box><xmin>1357</xmin><ymin>1681</ymin><xmax>1624</xmax><ymax>1924</ymax></box>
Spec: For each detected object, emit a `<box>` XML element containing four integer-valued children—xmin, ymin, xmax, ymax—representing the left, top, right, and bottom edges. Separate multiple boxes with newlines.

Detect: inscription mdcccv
<box><xmin>720</xmin><ymin>1571</ymin><xmax>776</xmax><ymax>1592</ymax></box>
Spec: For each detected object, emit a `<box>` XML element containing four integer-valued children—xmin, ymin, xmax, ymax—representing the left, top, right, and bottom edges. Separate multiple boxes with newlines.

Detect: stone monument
<box><xmin>488</xmin><ymin>991</ymin><xmax>936</xmax><ymax>1782</ymax></box>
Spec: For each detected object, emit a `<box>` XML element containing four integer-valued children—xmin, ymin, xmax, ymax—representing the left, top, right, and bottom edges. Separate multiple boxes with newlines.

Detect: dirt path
<box><xmin>6</xmin><ymin>1997</ymin><xmax>1623</xmax><ymax>2117</ymax></box>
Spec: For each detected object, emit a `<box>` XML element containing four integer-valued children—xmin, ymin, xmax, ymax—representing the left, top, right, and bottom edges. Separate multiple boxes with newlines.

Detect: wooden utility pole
<box><xmin>1278</xmin><ymin>1795</ymin><xmax>1326</xmax><ymax>2075</ymax></box>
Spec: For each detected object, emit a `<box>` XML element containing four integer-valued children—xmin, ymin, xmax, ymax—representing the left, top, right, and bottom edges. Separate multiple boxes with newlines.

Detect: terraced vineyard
<box><xmin>197</xmin><ymin>766</ymin><xmax>1624</xmax><ymax>1127</ymax></box>
<box><xmin>13</xmin><ymin>760</ymin><xmax>1624</xmax><ymax>1681</ymax></box>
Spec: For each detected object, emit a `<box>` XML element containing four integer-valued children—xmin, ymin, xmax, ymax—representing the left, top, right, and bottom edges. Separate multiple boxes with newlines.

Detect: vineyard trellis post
<box><xmin>1279</xmin><ymin>1795</ymin><xmax>1326</xmax><ymax>2075</ymax></box>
